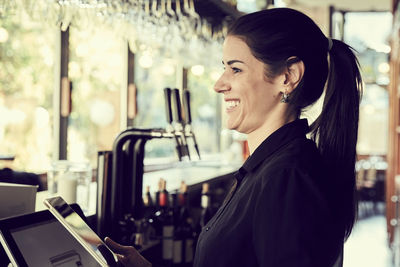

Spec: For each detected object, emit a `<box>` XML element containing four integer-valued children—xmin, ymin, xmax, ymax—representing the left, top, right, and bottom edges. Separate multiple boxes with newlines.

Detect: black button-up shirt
<box><xmin>194</xmin><ymin>119</ymin><xmax>342</xmax><ymax>267</ymax></box>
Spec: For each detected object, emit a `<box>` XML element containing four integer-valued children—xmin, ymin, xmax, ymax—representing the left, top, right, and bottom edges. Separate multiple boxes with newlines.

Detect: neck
<box><xmin>247</xmin><ymin>112</ymin><xmax>296</xmax><ymax>154</ymax></box>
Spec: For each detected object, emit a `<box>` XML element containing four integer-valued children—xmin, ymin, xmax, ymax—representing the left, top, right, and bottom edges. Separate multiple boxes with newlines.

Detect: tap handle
<box><xmin>164</xmin><ymin>87</ymin><xmax>173</xmax><ymax>124</ymax></box>
<box><xmin>172</xmin><ymin>88</ymin><xmax>183</xmax><ymax>124</ymax></box>
<box><xmin>182</xmin><ymin>89</ymin><xmax>192</xmax><ymax>125</ymax></box>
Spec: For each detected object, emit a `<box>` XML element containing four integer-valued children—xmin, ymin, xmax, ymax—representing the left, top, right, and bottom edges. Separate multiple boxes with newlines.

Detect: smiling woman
<box><xmin>193</xmin><ymin>8</ymin><xmax>362</xmax><ymax>267</ymax></box>
<box><xmin>105</xmin><ymin>7</ymin><xmax>363</xmax><ymax>267</ymax></box>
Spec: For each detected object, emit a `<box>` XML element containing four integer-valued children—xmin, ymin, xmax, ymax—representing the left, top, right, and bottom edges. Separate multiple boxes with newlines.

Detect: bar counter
<box><xmin>35</xmin><ymin>160</ymin><xmax>242</xmax><ymax>214</ymax></box>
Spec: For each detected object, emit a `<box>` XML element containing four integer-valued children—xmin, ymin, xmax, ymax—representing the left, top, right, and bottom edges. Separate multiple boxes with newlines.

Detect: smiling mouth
<box><xmin>225</xmin><ymin>100</ymin><xmax>240</xmax><ymax>111</ymax></box>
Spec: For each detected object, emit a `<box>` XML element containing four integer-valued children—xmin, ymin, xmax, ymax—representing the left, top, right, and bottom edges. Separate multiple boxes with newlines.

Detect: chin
<box><xmin>226</xmin><ymin>120</ymin><xmax>238</xmax><ymax>131</ymax></box>
<box><xmin>226</xmin><ymin>125</ymin><xmax>236</xmax><ymax>131</ymax></box>
<box><xmin>227</xmin><ymin>124</ymin><xmax>245</xmax><ymax>133</ymax></box>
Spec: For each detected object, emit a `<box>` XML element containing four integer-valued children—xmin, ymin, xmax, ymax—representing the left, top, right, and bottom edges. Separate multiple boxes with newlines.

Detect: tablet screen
<box><xmin>44</xmin><ymin>196</ymin><xmax>116</xmax><ymax>266</ymax></box>
<box><xmin>0</xmin><ymin>210</ymin><xmax>102</xmax><ymax>267</ymax></box>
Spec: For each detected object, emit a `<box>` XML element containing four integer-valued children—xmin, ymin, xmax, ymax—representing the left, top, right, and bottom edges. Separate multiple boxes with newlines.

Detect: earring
<box><xmin>280</xmin><ymin>90</ymin><xmax>290</xmax><ymax>103</ymax></box>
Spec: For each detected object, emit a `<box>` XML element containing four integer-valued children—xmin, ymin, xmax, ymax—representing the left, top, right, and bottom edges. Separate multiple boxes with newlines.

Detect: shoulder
<box><xmin>253</xmin><ymin>137</ymin><xmax>323</xmax><ymax>185</ymax></box>
<box><xmin>251</xmin><ymin>161</ymin><xmax>332</xmax><ymax>224</ymax></box>
<box><xmin>247</xmin><ymin>136</ymin><xmax>331</xmax><ymax>208</ymax></box>
<box><xmin>279</xmin><ymin>137</ymin><xmax>321</xmax><ymax>168</ymax></box>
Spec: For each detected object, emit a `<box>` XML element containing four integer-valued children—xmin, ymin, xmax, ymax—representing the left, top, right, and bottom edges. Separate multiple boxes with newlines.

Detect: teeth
<box><xmin>226</xmin><ymin>100</ymin><xmax>239</xmax><ymax>108</ymax></box>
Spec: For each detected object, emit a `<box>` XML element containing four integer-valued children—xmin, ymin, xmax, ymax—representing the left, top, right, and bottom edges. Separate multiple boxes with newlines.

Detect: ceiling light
<box><xmin>139</xmin><ymin>52</ymin><xmax>153</xmax><ymax>69</ymax></box>
<box><xmin>378</xmin><ymin>62</ymin><xmax>389</xmax><ymax>73</ymax></box>
<box><xmin>191</xmin><ymin>65</ymin><xmax>204</xmax><ymax>76</ymax></box>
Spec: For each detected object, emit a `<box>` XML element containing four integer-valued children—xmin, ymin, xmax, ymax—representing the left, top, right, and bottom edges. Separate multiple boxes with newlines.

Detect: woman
<box><xmin>105</xmin><ymin>7</ymin><xmax>362</xmax><ymax>267</ymax></box>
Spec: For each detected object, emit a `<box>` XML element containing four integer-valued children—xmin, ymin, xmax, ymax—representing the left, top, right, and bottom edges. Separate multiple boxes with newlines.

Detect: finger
<box><xmin>115</xmin><ymin>254</ymin><xmax>127</xmax><ymax>264</ymax></box>
<box><xmin>104</xmin><ymin>237</ymin><xmax>134</xmax><ymax>254</ymax></box>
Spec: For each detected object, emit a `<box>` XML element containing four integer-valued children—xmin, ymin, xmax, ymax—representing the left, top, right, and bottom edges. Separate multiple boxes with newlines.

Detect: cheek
<box><xmin>249</xmin><ymin>91</ymin><xmax>280</xmax><ymax>121</ymax></box>
<box><xmin>246</xmin><ymin>82</ymin><xmax>275</xmax><ymax>107</ymax></box>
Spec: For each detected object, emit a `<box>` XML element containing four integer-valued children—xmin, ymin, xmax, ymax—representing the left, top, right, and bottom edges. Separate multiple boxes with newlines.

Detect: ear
<box><xmin>283</xmin><ymin>57</ymin><xmax>305</xmax><ymax>93</ymax></box>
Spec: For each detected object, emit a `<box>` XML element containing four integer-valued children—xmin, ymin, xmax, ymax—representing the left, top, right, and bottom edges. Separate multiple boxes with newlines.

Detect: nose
<box><xmin>214</xmin><ymin>73</ymin><xmax>230</xmax><ymax>93</ymax></box>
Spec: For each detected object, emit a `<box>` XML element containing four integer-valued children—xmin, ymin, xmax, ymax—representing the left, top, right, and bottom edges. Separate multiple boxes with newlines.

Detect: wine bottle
<box><xmin>172</xmin><ymin>191</ymin><xmax>183</xmax><ymax>266</ymax></box>
<box><xmin>171</xmin><ymin>181</ymin><xmax>195</xmax><ymax>267</ymax></box>
<box><xmin>179</xmin><ymin>183</ymin><xmax>194</xmax><ymax>267</ymax></box>
<box><xmin>159</xmin><ymin>179</ymin><xmax>169</xmax><ymax>208</ymax></box>
<box><xmin>152</xmin><ymin>178</ymin><xmax>165</xmax><ymax>238</ymax></box>
<box><xmin>200</xmin><ymin>183</ymin><xmax>213</xmax><ymax>227</ymax></box>
<box><xmin>178</xmin><ymin>181</ymin><xmax>187</xmax><ymax>205</ymax></box>
<box><xmin>155</xmin><ymin>178</ymin><xmax>163</xmax><ymax>209</ymax></box>
<box><xmin>142</xmin><ymin>185</ymin><xmax>155</xmax><ymax>222</ymax></box>
<box><xmin>133</xmin><ymin>219</ymin><xmax>144</xmax><ymax>251</ymax></box>
<box><xmin>160</xmin><ymin>179</ymin><xmax>174</xmax><ymax>266</ymax></box>
<box><xmin>143</xmin><ymin>185</ymin><xmax>153</xmax><ymax>208</ymax></box>
<box><xmin>183</xmin><ymin>218</ymin><xmax>195</xmax><ymax>267</ymax></box>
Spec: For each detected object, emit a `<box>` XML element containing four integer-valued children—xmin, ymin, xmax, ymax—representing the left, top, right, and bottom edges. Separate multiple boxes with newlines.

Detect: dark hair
<box><xmin>228</xmin><ymin>8</ymin><xmax>363</xmax><ymax>240</ymax></box>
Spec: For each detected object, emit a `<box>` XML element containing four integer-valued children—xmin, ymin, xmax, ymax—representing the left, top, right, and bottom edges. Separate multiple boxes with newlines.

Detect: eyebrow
<box><xmin>222</xmin><ymin>60</ymin><xmax>245</xmax><ymax>65</ymax></box>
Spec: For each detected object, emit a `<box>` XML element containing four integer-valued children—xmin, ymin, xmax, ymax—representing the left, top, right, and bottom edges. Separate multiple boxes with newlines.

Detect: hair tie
<box><xmin>327</xmin><ymin>38</ymin><xmax>333</xmax><ymax>51</ymax></box>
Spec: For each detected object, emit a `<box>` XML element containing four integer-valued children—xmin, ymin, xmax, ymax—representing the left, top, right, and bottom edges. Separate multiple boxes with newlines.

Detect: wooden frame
<box><xmin>387</xmin><ymin>0</ymin><xmax>400</xmax><ymax>248</ymax></box>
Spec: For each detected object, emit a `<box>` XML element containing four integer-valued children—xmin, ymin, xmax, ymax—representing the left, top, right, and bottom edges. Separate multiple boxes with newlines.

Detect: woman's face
<box><xmin>214</xmin><ymin>35</ymin><xmax>283</xmax><ymax>134</ymax></box>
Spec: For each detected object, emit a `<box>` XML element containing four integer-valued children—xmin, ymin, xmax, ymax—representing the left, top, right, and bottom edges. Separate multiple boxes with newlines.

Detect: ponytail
<box><xmin>310</xmin><ymin>39</ymin><xmax>363</xmax><ymax>239</ymax></box>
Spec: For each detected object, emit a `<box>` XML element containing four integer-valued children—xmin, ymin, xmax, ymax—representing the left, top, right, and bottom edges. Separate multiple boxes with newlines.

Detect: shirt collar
<box><xmin>233</xmin><ymin>166</ymin><xmax>247</xmax><ymax>185</ymax></box>
<box><xmin>234</xmin><ymin>119</ymin><xmax>309</xmax><ymax>183</ymax></box>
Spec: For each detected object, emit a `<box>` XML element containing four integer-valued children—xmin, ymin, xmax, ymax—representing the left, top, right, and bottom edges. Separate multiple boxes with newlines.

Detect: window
<box><xmin>134</xmin><ymin>52</ymin><xmax>177</xmax><ymax>129</ymax></box>
<box><xmin>343</xmin><ymin>12</ymin><xmax>392</xmax><ymax>155</ymax></box>
<box><xmin>0</xmin><ymin>10</ymin><xmax>56</xmax><ymax>172</ymax></box>
<box><xmin>134</xmin><ymin>52</ymin><xmax>178</xmax><ymax>160</ymax></box>
<box><xmin>68</xmin><ymin>26</ymin><xmax>125</xmax><ymax>166</ymax></box>
<box><xmin>188</xmin><ymin>66</ymin><xmax>221</xmax><ymax>156</ymax></box>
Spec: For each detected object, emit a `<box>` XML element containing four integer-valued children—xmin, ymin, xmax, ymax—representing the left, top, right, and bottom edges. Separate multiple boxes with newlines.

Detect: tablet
<box><xmin>0</xmin><ymin>210</ymin><xmax>103</xmax><ymax>267</ymax></box>
<box><xmin>43</xmin><ymin>196</ymin><xmax>118</xmax><ymax>267</ymax></box>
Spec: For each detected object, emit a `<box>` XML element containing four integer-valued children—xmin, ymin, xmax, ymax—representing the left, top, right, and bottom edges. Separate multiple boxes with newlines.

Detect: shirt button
<box><xmin>205</xmin><ymin>227</ymin><xmax>210</xmax><ymax>231</ymax></box>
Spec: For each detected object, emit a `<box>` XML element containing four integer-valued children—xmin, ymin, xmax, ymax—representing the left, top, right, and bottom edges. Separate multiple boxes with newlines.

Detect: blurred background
<box><xmin>0</xmin><ymin>0</ymin><xmax>398</xmax><ymax>266</ymax></box>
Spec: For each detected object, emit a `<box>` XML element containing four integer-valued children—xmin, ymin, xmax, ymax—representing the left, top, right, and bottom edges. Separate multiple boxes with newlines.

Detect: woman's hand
<box><xmin>104</xmin><ymin>237</ymin><xmax>152</xmax><ymax>267</ymax></box>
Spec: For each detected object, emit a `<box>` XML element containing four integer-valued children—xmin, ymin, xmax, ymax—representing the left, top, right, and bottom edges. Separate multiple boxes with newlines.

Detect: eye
<box><xmin>232</xmin><ymin>67</ymin><xmax>242</xmax><ymax>74</ymax></box>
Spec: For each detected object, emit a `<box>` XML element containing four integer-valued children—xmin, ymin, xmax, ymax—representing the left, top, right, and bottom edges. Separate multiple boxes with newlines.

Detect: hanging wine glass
<box><xmin>125</xmin><ymin>0</ymin><xmax>140</xmax><ymax>53</ymax></box>
<box><xmin>59</xmin><ymin>0</ymin><xmax>75</xmax><ymax>32</ymax></box>
<box><xmin>73</xmin><ymin>0</ymin><xmax>94</xmax><ymax>32</ymax></box>
<box><xmin>11</xmin><ymin>0</ymin><xmax>229</xmax><ymax>70</ymax></box>
<box><xmin>42</xmin><ymin>0</ymin><xmax>62</xmax><ymax>28</ymax></box>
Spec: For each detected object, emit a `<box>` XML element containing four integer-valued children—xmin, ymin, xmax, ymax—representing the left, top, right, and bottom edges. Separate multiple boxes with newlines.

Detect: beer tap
<box><xmin>172</xmin><ymin>88</ymin><xmax>191</xmax><ymax>160</ymax></box>
<box><xmin>164</xmin><ymin>87</ymin><xmax>183</xmax><ymax>161</ymax></box>
<box><xmin>182</xmin><ymin>89</ymin><xmax>201</xmax><ymax>160</ymax></box>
